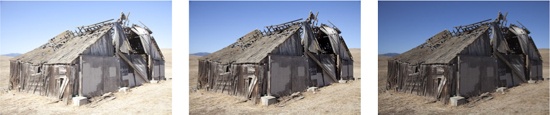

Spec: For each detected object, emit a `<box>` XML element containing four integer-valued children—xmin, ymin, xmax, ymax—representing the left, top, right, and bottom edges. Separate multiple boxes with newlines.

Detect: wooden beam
<box><xmin>267</xmin><ymin>55</ymin><xmax>271</xmax><ymax>96</ymax></box>
<box><xmin>494</xmin><ymin>52</ymin><xmax>526</xmax><ymax>82</ymax></box>
<box><xmin>305</xmin><ymin>52</ymin><xmax>337</xmax><ymax>82</ymax></box>
<box><xmin>79</xmin><ymin>56</ymin><xmax>83</xmax><ymax>96</ymax></box>
<box><xmin>148</xmin><ymin>55</ymin><xmax>154</xmax><ymax>80</ymax></box>
<box><xmin>117</xmin><ymin>52</ymin><xmax>149</xmax><ymax>82</ymax></box>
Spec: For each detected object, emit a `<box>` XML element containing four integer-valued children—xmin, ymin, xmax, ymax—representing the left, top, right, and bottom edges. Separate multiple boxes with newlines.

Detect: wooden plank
<box><xmin>494</xmin><ymin>52</ymin><xmax>526</xmax><ymax>82</ymax></box>
<box><xmin>267</xmin><ymin>55</ymin><xmax>271</xmax><ymax>96</ymax></box>
<box><xmin>305</xmin><ymin>52</ymin><xmax>337</xmax><ymax>82</ymax></box>
<box><xmin>117</xmin><ymin>52</ymin><xmax>149</xmax><ymax>82</ymax></box>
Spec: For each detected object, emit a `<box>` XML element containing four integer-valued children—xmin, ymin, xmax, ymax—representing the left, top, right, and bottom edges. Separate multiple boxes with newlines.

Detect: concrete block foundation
<box><xmin>450</xmin><ymin>96</ymin><xmax>466</xmax><ymax>106</ymax></box>
<box><xmin>261</xmin><ymin>96</ymin><xmax>277</xmax><ymax>106</ymax></box>
<box><xmin>72</xmin><ymin>96</ymin><xmax>89</xmax><ymax>106</ymax></box>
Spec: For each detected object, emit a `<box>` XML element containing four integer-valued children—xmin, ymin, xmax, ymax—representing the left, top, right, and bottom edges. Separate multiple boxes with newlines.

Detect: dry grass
<box><xmin>0</xmin><ymin>49</ymin><xmax>173</xmax><ymax>114</ymax></box>
<box><xmin>378</xmin><ymin>49</ymin><xmax>550</xmax><ymax>114</ymax></box>
<box><xmin>189</xmin><ymin>48</ymin><xmax>361</xmax><ymax>114</ymax></box>
<box><xmin>0</xmin><ymin>56</ymin><xmax>11</xmax><ymax>91</ymax></box>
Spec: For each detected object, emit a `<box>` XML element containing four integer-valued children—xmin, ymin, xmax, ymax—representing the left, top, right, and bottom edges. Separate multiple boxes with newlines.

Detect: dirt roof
<box><xmin>392</xmin><ymin>25</ymin><xmax>490</xmax><ymax>65</ymax></box>
<box><xmin>200</xmin><ymin>24</ymin><xmax>301</xmax><ymax>64</ymax></box>
<box><xmin>11</xmin><ymin>25</ymin><xmax>113</xmax><ymax>65</ymax></box>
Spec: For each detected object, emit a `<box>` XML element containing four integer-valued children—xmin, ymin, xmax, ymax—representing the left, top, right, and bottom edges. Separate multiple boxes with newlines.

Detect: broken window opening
<box><xmin>316</xmin><ymin>31</ymin><xmax>334</xmax><ymax>54</ymax></box>
<box><xmin>226</xmin><ymin>66</ymin><xmax>230</xmax><ymax>72</ymax></box>
<box><xmin>126</xmin><ymin>31</ymin><xmax>146</xmax><ymax>54</ymax></box>
<box><xmin>37</xmin><ymin>66</ymin><xmax>42</xmax><ymax>73</ymax></box>
<box><xmin>504</xmin><ymin>33</ymin><xmax>523</xmax><ymax>54</ymax></box>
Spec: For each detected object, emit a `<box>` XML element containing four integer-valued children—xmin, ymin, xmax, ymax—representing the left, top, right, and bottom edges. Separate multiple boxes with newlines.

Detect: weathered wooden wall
<box><xmin>387</xmin><ymin>60</ymin><xmax>455</xmax><ymax>103</ymax></box>
<box><xmin>152</xmin><ymin>60</ymin><xmax>165</xmax><ymax>80</ymax></box>
<box><xmin>271</xmin><ymin>32</ymin><xmax>303</xmax><ymax>56</ymax></box>
<box><xmin>459</xmin><ymin>31</ymin><xmax>491</xmax><ymax>56</ymax></box>
<box><xmin>9</xmin><ymin>61</ymin><xmax>76</xmax><ymax>102</ymax></box>
<box><xmin>82</xmin><ymin>32</ymin><xmax>115</xmax><ymax>56</ymax></box>
<box><xmin>198</xmin><ymin>60</ymin><xmax>267</xmax><ymax>104</ymax></box>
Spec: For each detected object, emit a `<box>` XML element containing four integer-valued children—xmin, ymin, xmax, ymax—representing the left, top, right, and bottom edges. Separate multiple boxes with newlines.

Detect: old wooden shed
<box><xmin>386</xmin><ymin>13</ymin><xmax>543</xmax><ymax>104</ymax></box>
<box><xmin>9</xmin><ymin>13</ymin><xmax>165</xmax><ymax>104</ymax></box>
<box><xmin>197</xmin><ymin>12</ymin><xmax>354</xmax><ymax>104</ymax></box>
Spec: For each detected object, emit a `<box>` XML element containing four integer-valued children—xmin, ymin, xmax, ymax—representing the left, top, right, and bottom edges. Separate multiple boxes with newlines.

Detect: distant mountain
<box><xmin>379</xmin><ymin>53</ymin><xmax>400</xmax><ymax>57</ymax></box>
<box><xmin>191</xmin><ymin>52</ymin><xmax>210</xmax><ymax>56</ymax></box>
<box><xmin>2</xmin><ymin>53</ymin><xmax>22</xmax><ymax>57</ymax></box>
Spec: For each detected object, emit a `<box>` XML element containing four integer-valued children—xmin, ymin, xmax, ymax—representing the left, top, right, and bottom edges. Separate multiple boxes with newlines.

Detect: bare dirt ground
<box><xmin>378</xmin><ymin>49</ymin><xmax>550</xmax><ymax>114</ymax></box>
<box><xmin>0</xmin><ymin>49</ymin><xmax>173</xmax><ymax>114</ymax></box>
<box><xmin>189</xmin><ymin>48</ymin><xmax>361</xmax><ymax>114</ymax></box>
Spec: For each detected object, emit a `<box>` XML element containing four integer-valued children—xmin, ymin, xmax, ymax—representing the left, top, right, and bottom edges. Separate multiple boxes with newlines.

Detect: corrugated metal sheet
<box><xmin>303</xmin><ymin>22</ymin><xmax>321</xmax><ymax>54</ymax></box>
<box><xmin>113</xmin><ymin>22</ymin><xmax>131</xmax><ymax>54</ymax></box>
<box><xmin>131</xmin><ymin>26</ymin><xmax>163</xmax><ymax>60</ymax></box>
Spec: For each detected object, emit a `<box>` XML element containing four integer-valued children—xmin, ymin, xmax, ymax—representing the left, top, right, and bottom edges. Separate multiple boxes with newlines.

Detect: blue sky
<box><xmin>189</xmin><ymin>1</ymin><xmax>360</xmax><ymax>53</ymax></box>
<box><xmin>379</xmin><ymin>1</ymin><xmax>549</xmax><ymax>54</ymax></box>
<box><xmin>0</xmin><ymin>1</ymin><xmax>172</xmax><ymax>54</ymax></box>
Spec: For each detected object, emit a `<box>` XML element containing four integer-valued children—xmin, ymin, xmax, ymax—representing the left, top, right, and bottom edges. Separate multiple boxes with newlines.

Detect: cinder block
<box><xmin>528</xmin><ymin>80</ymin><xmax>536</xmax><ymax>84</ymax></box>
<box><xmin>261</xmin><ymin>96</ymin><xmax>277</xmax><ymax>106</ymax></box>
<box><xmin>450</xmin><ymin>96</ymin><xmax>466</xmax><ymax>106</ymax></box>
<box><xmin>307</xmin><ymin>87</ymin><xmax>318</xmax><ymax>92</ymax></box>
<box><xmin>72</xmin><ymin>96</ymin><xmax>88</xmax><ymax>106</ymax></box>
<box><xmin>339</xmin><ymin>80</ymin><xmax>347</xmax><ymax>83</ymax></box>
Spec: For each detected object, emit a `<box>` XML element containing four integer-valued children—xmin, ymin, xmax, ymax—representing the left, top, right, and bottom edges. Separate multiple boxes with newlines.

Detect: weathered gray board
<box><xmin>81</xmin><ymin>55</ymin><xmax>120</xmax><ymax>97</ymax></box>
<box><xmin>341</xmin><ymin>60</ymin><xmax>353</xmax><ymax>80</ymax></box>
<box><xmin>509</xmin><ymin>55</ymin><xmax>525</xmax><ymax>86</ymax></box>
<box><xmin>118</xmin><ymin>54</ymin><xmax>148</xmax><ymax>87</ymax></box>
<box><xmin>459</xmin><ymin>56</ymin><xmax>496</xmax><ymax>97</ymax></box>
<box><xmin>119</xmin><ymin>58</ymin><xmax>136</xmax><ymax>87</ymax></box>
<box><xmin>530</xmin><ymin>61</ymin><xmax>543</xmax><ymax>80</ymax></box>
<box><xmin>152</xmin><ymin>60</ymin><xmax>165</xmax><ymax>80</ymax></box>
<box><xmin>497</xmin><ymin>61</ymin><xmax>514</xmax><ymax>87</ymax></box>
<box><xmin>320</xmin><ymin>54</ymin><xmax>336</xmax><ymax>84</ymax></box>
<box><xmin>307</xmin><ymin>54</ymin><xmax>337</xmax><ymax>87</ymax></box>
<box><xmin>270</xmin><ymin>55</ymin><xmax>308</xmax><ymax>97</ymax></box>
<box><xmin>309</xmin><ymin>68</ymin><xmax>324</xmax><ymax>87</ymax></box>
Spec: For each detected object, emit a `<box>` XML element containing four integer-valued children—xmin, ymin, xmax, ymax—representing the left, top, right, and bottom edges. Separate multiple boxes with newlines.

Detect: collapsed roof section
<box><xmin>9</xmin><ymin>13</ymin><xmax>166</xmax><ymax>103</ymax></box>
<box><xmin>200</xmin><ymin>12</ymin><xmax>353</xmax><ymax>64</ymax></box>
<box><xmin>198</xmin><ymin>12</ymin><xmax>355</xmax><ymax>104</ymax></box>
<box><xmin>11</xmin><ymin>13</ymin><xmax>164</xmax><ymax>65</ymax></box>
<box><xmin>392</xmin><ymin>12</ymin><xmax>541</xmax><ymax>65</ymax></box>
<box><xmin>200</xmin><ymin>24</ymin><xmax>302</xmax><ymax>64</ymax></box>
<box><xmin>387</xmin><ymin>12</ymin><xmax>543</xmax><ymax>105</ymax></box>
<box><xmin>392</xmin><ymin>26</ymin><xmax>490</xmax><ymax>65</ymax></box>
